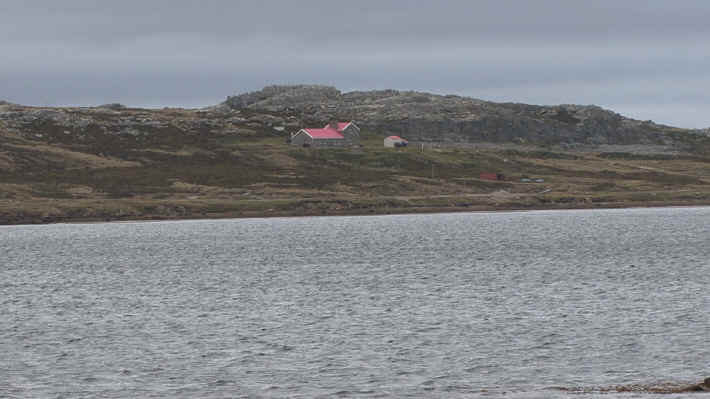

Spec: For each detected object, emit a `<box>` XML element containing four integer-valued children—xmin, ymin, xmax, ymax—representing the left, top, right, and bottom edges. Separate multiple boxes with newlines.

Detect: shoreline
<box><xmin>3</xmin><ymin>199</ymin><xmax>710</xmax><ymax>227</ymax></box>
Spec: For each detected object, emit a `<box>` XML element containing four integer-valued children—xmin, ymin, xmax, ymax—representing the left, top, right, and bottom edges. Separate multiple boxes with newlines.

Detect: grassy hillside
<box><xmin>2</xmin><ymin>109</ymin><xmax>710</xmax><ymax>224</ymax></box>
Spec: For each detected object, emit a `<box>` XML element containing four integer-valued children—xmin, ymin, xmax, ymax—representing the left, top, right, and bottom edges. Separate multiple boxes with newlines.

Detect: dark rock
<box><xmin>678</xmin><ymin>377</ymin><xmax>710</xmax><ymax>392</ymax></box>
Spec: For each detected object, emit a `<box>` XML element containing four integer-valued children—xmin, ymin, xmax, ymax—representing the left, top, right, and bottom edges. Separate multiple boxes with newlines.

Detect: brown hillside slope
<box><xmin>2</xmin><ymin>89</ymin><xmax>710</xmax><ymax>224</ymax></box>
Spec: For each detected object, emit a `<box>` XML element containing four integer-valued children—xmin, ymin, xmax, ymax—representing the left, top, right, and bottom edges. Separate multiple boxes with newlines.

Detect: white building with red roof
<box><xmin>384</xmin><ymin>135</ymin><xmax>408</xmax><ymax>148</ymax></box>
<box><xmin>291</xmin><ymin>121</ymin><xmax>360</xmax><ymax>148</ymax></box>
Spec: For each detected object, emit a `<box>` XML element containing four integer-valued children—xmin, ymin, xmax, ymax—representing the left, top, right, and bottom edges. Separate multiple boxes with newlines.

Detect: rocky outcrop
<box><xmin>97</xmin><ymin>103</ymin><xmax>127</xmax><ymax>110</ymax></box>
<box><xmin>223</xmin><ymin>85</ymin><xmax>695</xmax><ymax>148</ymax></box>
<box><xmin>0</xmin><ymin>86</ymin><xmax>706</xmax><ymax>151</ymax></box>
<box><xmin>224</xmin><ymin>85</ymin><xmax>341</xmax><ymax>110</ymax></box>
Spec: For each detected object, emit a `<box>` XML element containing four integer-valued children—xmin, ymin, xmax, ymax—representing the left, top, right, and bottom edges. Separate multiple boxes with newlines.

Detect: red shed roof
<box><xmin>303</xmin><ymin>128</ymin><xmax>344</xmax><ymax>139</ymax></box>
<box><xmin>298</xmin><ymin>121</ymin><xmax>355</xmax><ymax>139</ymax></box>
<box><xmin>386</xmin><ymin>135</ymin><xmax>405</xmax><ymax>140</ymax></box>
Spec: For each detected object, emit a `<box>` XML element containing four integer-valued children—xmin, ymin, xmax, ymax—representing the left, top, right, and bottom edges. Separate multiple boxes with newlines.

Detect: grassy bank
<box><xmin>3</xmin><ymin>193</ymin><xmax>710</xmax><ymax>225</ymax></box>
<box><xmin>3</xmin><ymin>114</ymin><xmax>710</xmax><ymax>224</ymax></box>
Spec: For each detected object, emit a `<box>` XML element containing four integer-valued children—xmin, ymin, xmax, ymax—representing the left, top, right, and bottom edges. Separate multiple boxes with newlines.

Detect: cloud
<box><xmin>1</xmin><ymin>1</ymin><xmax>709</xmax><ymax>127</ymax></box>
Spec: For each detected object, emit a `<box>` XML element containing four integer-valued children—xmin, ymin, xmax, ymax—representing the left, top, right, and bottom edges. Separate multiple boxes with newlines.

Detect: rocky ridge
<box><xmin>223</xmin><ymin>85</ymin><xmax>708</xmax><ymax>149</ymax></box>
<box><xmin>0</xmin><ymin>86</ymin><xmax>708</xmax><ymax>152</ymax></box>
<box><xmin>0</xmin><ymin>102</ymin><xmax>298</xmax><ymax>145</ymax></box>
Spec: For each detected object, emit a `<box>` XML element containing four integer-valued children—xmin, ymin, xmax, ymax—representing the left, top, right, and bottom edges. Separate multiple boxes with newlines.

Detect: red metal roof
<box><xmin>304</xmin><ymin>128</ymin><xmax>344</xmax><ymax>139</ymax></box>
<box><xmin>298</xmin><ymin>121</ymin><xmax>354</xmax><ymax>139</ymax></box>
<box><xmin>386</xmin><ymin>136</ymin><xmax>405</xmax><ymax>140</ymax></box>
<box><xmin>480</xmin><ymin>173</ymin><xmax>503</xmax><ymax>181</ymax></box>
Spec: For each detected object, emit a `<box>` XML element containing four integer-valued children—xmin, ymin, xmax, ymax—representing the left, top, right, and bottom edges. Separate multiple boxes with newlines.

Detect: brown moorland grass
<box><xmin>2</xmin><ymin>109</ymin><xmax>710</xmax><ymax>224</ymax></box>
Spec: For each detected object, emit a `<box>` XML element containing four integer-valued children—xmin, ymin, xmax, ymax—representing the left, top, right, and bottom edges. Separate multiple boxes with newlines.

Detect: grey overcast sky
<box><xmin>1</xmin><ymin>1</ymin><xmax>709</xmax><ymax>128</ymax></box>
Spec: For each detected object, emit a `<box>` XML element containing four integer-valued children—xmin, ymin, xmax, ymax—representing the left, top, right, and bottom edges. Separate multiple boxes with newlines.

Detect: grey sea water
<box><xmin>2</xmin><ymin>207</ymin><xmax>710</xmax><ymax>398</ymax></box>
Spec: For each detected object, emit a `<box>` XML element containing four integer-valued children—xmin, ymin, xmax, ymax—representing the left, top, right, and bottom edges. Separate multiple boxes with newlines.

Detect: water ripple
<box><xmin>2</xmin><ymin>207</ymin><xmax>710</xmax><ymax>397</ymax></box>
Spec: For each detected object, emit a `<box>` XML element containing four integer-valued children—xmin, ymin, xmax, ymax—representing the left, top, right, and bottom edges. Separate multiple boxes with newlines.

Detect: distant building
<box><xmin>480</xmin><ymin>173</ymin><xmax>505</xmax><ymax>181</ymax></box>
<box><xmin>291</xmin><ymin>121</ymin><xmax>360</xmax><ymax>148</ymax></box>
<box><xmin>384</xmin><ymin>136</ymin><xmax>408</xmax><ymax>148</ymax></box>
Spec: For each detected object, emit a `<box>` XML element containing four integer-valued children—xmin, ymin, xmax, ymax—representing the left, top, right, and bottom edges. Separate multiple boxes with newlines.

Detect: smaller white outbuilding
<box><xmin>384</xmin><ymin>135</ymin><xmax>408</xmax><ymax>148</ymax></box>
